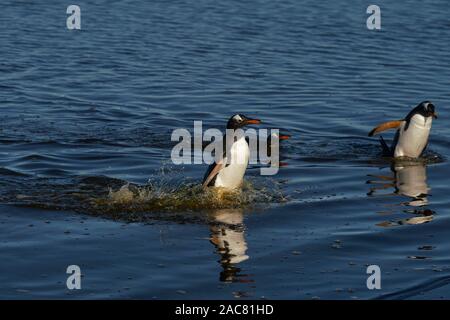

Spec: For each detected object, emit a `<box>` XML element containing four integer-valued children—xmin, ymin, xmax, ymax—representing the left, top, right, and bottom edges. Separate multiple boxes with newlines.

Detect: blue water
<box><xmin>1</xmin><ymin>0</ymin><xmax>450</xmax><ymax>299</ymax></box>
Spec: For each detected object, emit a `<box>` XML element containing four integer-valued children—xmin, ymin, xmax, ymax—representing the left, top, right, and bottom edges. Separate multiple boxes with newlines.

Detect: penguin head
<box><xmin>268</xmin><ymin>132</ymin><xmax>291</xmax><ymax>142</ymax></box>
<box><xmin>414</xmin><ymin>101</ymin><xmax>438</xmax><ymax>119</ymax></box>
<box><xmin>227</xmin><ymin>114</ymin><xmax>261</xmax><ymax>129</ymax></box>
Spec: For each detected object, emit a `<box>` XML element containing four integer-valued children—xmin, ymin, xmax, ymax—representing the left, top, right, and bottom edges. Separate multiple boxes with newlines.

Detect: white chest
<box><xmin>395</xmin><ymin>115</ymin><xmax>432</xmax><ymax>158</ymax></box>
<box><xmin>214</xmin><ymin>137</ymin><xmax>250</xmax><ymax>189</ymax></box>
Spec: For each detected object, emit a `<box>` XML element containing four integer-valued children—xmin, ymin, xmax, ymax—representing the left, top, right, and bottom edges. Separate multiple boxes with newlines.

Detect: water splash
<box><xmin>0</xmin><ymin>167</ymin><xmax>287</xmax><ymax>223</ymax></box>
<box><xmin>98</xmin><ymin>178</ymin><xmax>286</xmax><ymax>216</ymax></box>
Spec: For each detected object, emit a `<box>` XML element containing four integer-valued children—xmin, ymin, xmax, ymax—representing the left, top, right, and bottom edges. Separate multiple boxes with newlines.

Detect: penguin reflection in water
<box><xmin>367</xmin><ymin>162</ymin><xmax>434</xmax><ymax>227</ymax></box>
<box><xmin>208</xmin><ymin>208</ymin><xmax>252</xmax><ymax>283</ymax></box>
<box><xmin>368</xmin><ymin>101</ymin><xmax>437</xmax><ymax>158</ymax></box>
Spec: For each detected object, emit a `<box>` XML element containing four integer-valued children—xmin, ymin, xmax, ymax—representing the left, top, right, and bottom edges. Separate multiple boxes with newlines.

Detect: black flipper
<box><xmin>379</xmin><ymin>136</ymin><xmax>392</xmax><ymax>157</ymax></box>
<box><xmin>202</xmin><ymin>162</ymin><xmax>222</xmax><ymax>187</ymax></box>
<box><xmin>201</xmin><ymin>134</ymin><xmax>231</xmax><ymax>188</ymax></box>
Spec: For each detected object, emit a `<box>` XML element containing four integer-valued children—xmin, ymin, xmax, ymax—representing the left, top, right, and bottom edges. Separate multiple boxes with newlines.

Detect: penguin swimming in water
<box><xmin>202</xmin><ymin>114</ymin><xmax>261</xmax><ymax>189</ymax></box>
<box><xmin>266</xmin><ymin>132</ymin><xmax>291</xmax><ymax>157</ymax></box>
<box><xmin>368</xmin><ymin>101</ymin><xmax>437</xmax><ymax>158</ymax></box>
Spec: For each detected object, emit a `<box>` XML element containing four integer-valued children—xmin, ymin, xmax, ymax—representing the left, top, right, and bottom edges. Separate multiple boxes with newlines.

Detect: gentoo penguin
<box><xmin>260</xmin><ymin>132</ymin><xmax>290</xmax><ymax>168</ymax></box>
<box><xmin>368</xmin><ymin>101</ymin><xmax>437</xmax><ymax>158</ymax></box>
<box><xmin>202</xmin><ymin>114</ymin><xmax>261</xmax><ymax>189</ymax></box>
<box><xmin>266</xmin><ymin>132</ymin><xmax>291</xmax><ymax>157</ymax></box>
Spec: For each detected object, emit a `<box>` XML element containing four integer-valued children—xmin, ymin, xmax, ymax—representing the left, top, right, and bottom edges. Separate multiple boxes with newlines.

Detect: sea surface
<box><xmin>1</xmin><ymin>0</ymin><xmax>450</xmax><ymax>299</ymax></box>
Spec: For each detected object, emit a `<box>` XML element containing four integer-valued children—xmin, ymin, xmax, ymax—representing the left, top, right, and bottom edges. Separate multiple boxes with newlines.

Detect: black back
<box><xmin>404</xmin><ymin>101</ymin><xmax>435</xmax><ymax>131</ymax></box>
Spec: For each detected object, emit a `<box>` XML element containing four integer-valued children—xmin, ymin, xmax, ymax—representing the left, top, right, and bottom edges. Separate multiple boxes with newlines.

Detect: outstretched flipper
<box><xmin>368</xmin><ymin>120</ymin><xmax>403</xmax><ymax>137</ymax></box>
<box><xmin>202</xmin><ymin>161</ymin><xmax>224</xmax><ymax>188</ymax></box>
<box><xmin>202</xmin><ymin>135</ymin><xmax>230</xmax><ymax>188</ymax></box>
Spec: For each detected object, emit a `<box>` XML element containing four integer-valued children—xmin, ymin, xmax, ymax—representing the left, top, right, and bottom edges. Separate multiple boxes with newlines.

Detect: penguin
<box><xmin>202</xmin><ymin>114</ymin><xmax>261</xmax><ymax>189</ymax></box>
<box><xmin>266</xmin><ymin>132</ymin><xmax>291</xmax><ymax>157</ymax></box>
<box><xmin>368</xmin><ymin>101</ymin><xmax>437</xmax><ymax>158</ymax></box>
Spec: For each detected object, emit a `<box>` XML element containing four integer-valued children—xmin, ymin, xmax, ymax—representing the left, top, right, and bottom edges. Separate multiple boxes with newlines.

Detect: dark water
<box><xmin>1</xmin><ymin>0</ymin><xmax>450</xmax><ymax>299</ymax></box>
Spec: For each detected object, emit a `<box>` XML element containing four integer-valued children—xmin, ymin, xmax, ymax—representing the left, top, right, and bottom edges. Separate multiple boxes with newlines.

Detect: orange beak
<box><xmin>279</xmin><ymin>134</ymin><xmax>290</xmax><ymax>140</ymax></box>
<box><xmin>244</xmin><ymin>118</ymin><xmax>261</xmax><ymax>125</ymax></box>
